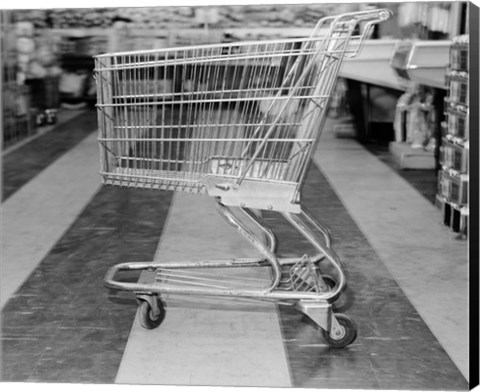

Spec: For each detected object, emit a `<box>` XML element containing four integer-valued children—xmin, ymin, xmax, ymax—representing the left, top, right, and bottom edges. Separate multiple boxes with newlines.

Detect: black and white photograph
<box><xmin>0</xmin><ymin>1</ymin><xmax>478</xmax><ymax>391</ymax></box>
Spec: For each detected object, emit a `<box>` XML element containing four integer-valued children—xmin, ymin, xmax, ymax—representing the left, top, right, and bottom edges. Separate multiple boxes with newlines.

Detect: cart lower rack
<box><xmin>95</xmin><ymin>9</ymin><xmax>391</xmax><ymax>348</ymax></box>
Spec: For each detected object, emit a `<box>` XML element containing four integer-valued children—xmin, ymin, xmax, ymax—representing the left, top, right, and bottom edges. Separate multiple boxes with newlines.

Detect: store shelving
<box><xmin>340</xmin><ymin>39</ymin><xmax>405</xmax><ymax>91</ymax></box>
<box><xmin>436</xmin><ymin>35</ymin><xmax>469</xmax><ymax>236</ymax></box>
<box><xmin>390</xmin><ymin>40</ymin><xmax>451</xmax><ymax>89</ymax></box>
<box><xmin>1</xmin><ymin>11</ymin><xmax>35</xmax><ymax>149</ymax></box>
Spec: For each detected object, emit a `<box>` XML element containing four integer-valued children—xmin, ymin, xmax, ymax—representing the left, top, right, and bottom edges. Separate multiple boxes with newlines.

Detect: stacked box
<box><xmin>439</xmin><ymin>137</ymin><xmax>468</xmax><ymax>172</ymax></box>
<box><xmin>437</xmin><ymin>170</ymin><xmax>468</xmax><ymax>205</ymax></box>
<box><xmin>444</xmin><ymin>106</ymin><xmax>468</xmax><ymax>139</ymax></box>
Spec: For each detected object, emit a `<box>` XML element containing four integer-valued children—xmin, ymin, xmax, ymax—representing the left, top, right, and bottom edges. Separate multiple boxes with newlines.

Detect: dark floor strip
<box><xmin>264</xmin><ymin>164</ymin><xmax>467</xmax><ymax>390</ymax></box>
<box><xmin>1</xmin><ymin>185</ymin><xmax>173</xmax><ymax>383</ymax></box>
<box><xmin>2</xmin><ymin>109</ymin><xmax>97</xmax><ymax>202</ymax></box>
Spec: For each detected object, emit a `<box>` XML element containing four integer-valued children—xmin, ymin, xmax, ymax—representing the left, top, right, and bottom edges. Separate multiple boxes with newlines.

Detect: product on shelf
<box><xmin>2</xmin><ymin>13</ymin><xmax>36</xmax><ymax>148</ymax></box>
<box><xmin>12</xmin><ymin>5</ymin><xmax>332</xmax><ymax>30</ymax></box>
<box><xmin>393</xmin><ymin>86</ymin><xmax>436</xmax><ymax>149</ymax></box>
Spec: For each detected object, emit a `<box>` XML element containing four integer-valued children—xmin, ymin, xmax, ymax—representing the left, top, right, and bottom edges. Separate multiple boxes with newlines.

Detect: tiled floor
<box><xmin>314</xmin><ymin>124</ymin><xmax>469</xmax><ymax>380</ymax></box>
<box><xmin>267</xmin><ymin>165</ymin><xmax>466</xmax><ymax>390</ymax></box>
<box><xmin>362</xmin><ymin>142</ymin><xmax>438</xmax><ymax>205</ymax></box>
<box><xmin>2</xmin><ymin>109</ymin><xmax>97</xmax><ymax>201</ymax></box>
<box><xmin>0</xmin><ymin>110</ymin><xmax>469</xmax><ymax>389</ymax></box>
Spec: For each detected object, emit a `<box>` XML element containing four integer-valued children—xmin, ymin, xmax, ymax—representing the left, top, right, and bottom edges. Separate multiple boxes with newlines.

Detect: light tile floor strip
<box><xmin>1</xmin><ymin>132</ymin><xmax>101</xmax><ymax>309</ymax></box>
<box><xmin>115</xmin><ymin>193</ymin><xmax>292</xmax><ymax>387</ymax></box>
<box><xmin>314</xmin><ymin>122</ymin><xmax>469</xmax><ymax>380</ymax></box>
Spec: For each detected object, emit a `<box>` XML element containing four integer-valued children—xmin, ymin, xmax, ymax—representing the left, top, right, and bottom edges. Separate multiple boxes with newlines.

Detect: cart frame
<box><xmin>95</xmin><ymin>8</ymin><xmax>392</xmax><ymax>348</ymax></box>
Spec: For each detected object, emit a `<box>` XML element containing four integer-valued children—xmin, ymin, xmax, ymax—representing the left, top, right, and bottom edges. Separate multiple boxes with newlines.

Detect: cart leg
<box><xmin>215</xmin><ymin>199</ymin><xmax>282</xmax><ymax>291</ymax></box>
<box><xmin>282</xmin><ymin>206</ymin><xmax>346</xmax><ymax>301</ymax></box>
<box><xmin>241</xmin><ymin>207</ymin><xmax>278</xmax><ymax>253</ymax></box>
<box><xmin>241</xmin><ymin>207</ymin><xmax>328</xmax><ymax>265</ymax></box>
<box><xmin>215</xmin><ymin>201</ymin><xmax>278</xmax><ymax>253</ymax></box>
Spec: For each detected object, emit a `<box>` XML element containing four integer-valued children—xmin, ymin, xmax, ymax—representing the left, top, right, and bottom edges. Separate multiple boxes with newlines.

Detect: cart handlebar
<box><xmin>317</xmin><ymin>8</ymin><xmax>392</xmax><ymax>28</ymax></box>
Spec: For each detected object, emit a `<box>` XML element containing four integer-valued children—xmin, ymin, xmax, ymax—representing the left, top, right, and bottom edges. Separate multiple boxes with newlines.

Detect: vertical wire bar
<box><xmin>192</xmin><ymin>48</ymin><xmax>202</xmax><ymax>174</ymax></box>
<box><xmin>200</xmin><ymin>47</ymin><xmax>214</xmax><ymax>170</ymax></box>
<box><xmin>248</xmin><ymin>44</ymin><xmax>266</xmax><ymax>172</ymax></box>
<box><xmin>208</xmin><ymin>45</ymin><xmax>221</xmax><ymax>165</ymax></box>
<box><xmin>227</xmin><ymin>47</ymin><xmax>244</xmax><ymax>166</ymax></box>
<box><xmin>126</xmin><ymin>54</ymin><xmax>132</xmax><ymax>183</ymax></box>
<box><xmin>172</xmin><ymin>50</ymin><xmax>180</xmax><ymax>176</ymax></box>
<box><xmin>260</xmin><ymin>42</ymin><xmax>280</xmax><ymax>174</ymax></box>
<box><xmin>267</xmin><ymin>43</ymin><xmax>287</xmax><ymax>178</ymax></box>
<box><xmin>180</xmin><ymin>49</ymin><xmax>191</xmax><ymax>178</ymax></box>
<box><xmin>152</xmin><ymin>53</ymin><xmax>159</xmax><ymax>173</ymax></box>
<box><xmin>284</xmin><ymin>40</ymin><xmax>312</xmax><ymax>180</ymax></box>
<box><xmin>104</xmin><ymin>56</ymin><xmax>116</xmax><ymax>177</ymax></box>
<box><xmin>133</xmin><ymin>54</ymin><xmax>139</xmax><ymax>186</ymax></box>
<box><xmin>161</xmin><ymin>52</ymin><xmax>166</xmax><ymax>176</ymax></box>
<box><xmin>197</xmin><ymin>46</ymin><xmax>207</xmax><ymax>180</ymax></box>
<box><xmin>120</xmin><ymin>55</ymin><xmax>127</xmax><ymax>172</ymax></box>
<box><xmin>243</xmin><ymin>43</ymin><xmax>266</xmax><ymax>168</ymax></box>
<box><xmin>280</xmin><ymin>40</ymin><xmax>304</xmax><ymax>165</ymax></box>
<box><xmin>166</xmin><ymin>50</ymin><xmax>173</xmax><ymax>177</ymax></box>
<box><xmin>95</xmin><ymin>59</ymin><xmax>106</xmax><ymax>177</ymax></box>
<box><xmin>229</xmin><ymin>46</ymin><xmax>250</xmax><ymax>162</ymax></box>
<box><xmin>237</xmin><ymin>44</ymin><xmax>261</xmax><ymax>173</ymax></box>
<box><xmin>141</xmin><ymin>54</ymin><xmax>146</xmax><ymax>178</ymax></box>
<box><xmin>224</xmin><ymin>44</ymin><xmax>242</xmax><ymax>165</ymax></box>
<box><xmin>191</xmin><ymin>47</ymin><xmax>202</xmax><ymax>177</ymax></box>
<box><xmin>207</xmin><ymin>47</ymin><xmax>222</xmax><ymax>164</ymax></box>
<box><xmin>186</xmin><ymin>48</ymin><xmax>198</xmax><ymax>176</ymax></box>
<box><xmin>210</xmin><ymin>54</ymin><xmax>223</xmax><ymax>166</ymax></box>
<box><xmin>176</xmin><ymin>49</ymin><xmax>186</xmax><ymax>181</ymax></box>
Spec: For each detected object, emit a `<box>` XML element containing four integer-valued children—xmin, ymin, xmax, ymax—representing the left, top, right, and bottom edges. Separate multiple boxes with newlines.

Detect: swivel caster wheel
<box><xmin>137</xmin><ymin>295</ymin><xmax>166</xmax><ymax>330</ymax></box>
<box><xmin>322</xmin><ymin>313</ymin><xmax>357</xmax><ymax>348</ymax></box>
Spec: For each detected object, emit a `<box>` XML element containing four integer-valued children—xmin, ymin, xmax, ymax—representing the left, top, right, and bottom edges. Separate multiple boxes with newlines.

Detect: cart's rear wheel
<box><xmin>320</xmin><ymin>274</ymin><xmax>353</xmax><ymax>312</ymax></box>
<box><xmin>321</xmin><ymin>313</ymin><xmax>357</xmax><ymax>348</ymax></box>
<box><xmin>138</xmin><ymin>297</ymin><xmax>166</xmax><ymax>330</ymax></box>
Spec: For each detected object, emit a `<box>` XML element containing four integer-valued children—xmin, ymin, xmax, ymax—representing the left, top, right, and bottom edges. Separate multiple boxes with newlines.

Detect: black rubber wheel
<box><xmin>320</xmin><ymin>274</ymin><xmax>353</xmax><ymax>312</ymax></box>
<box><xmin>138</xmin><ymin>297</ymin><xmax>166</xmax><ymax>330</ymax></box>
<box><xmin>320</xmin><ymin>274</ymin><xmax>336</xmax><ymax>291</ymax></box>
<box><xmin>321</xmin><ymin>313</ymin><xmax>357</xmax><ymax>348</ymax></box>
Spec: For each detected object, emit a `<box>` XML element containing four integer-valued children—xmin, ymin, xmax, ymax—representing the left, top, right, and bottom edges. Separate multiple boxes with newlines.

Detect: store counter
<box><xmin>340</xmin><ymin>39</ymin><xmax>405</xmax><ymax>91</ymax></box>
<box><xmin>338</xmin><ymin>39</ymin><xmax>404</xmax><ymax>142</ymax></box>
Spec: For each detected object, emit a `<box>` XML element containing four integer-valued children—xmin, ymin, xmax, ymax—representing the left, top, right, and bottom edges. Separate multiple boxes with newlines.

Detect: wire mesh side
<box><xmin>95</xmin><ymin>10</ymin><xmax>390</xmax><ymax>194</ymax></box>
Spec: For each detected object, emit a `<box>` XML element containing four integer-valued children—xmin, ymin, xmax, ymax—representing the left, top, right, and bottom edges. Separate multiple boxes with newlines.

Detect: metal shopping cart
<box><xmin>95</xmin><ymin>9</ymin><xmax>391</xmax><ymax>348</ymax></box>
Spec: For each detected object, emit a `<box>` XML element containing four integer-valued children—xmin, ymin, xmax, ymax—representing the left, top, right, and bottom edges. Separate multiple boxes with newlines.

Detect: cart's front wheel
<box><xmin>138</xmin><ymin>297</ymin><xmax>166</xmax><ymax>330</ymax></box>
<box><xmin>322</xmin><ymin>314</ymin><xmax>357</xmax><ymax>348</ymax></box>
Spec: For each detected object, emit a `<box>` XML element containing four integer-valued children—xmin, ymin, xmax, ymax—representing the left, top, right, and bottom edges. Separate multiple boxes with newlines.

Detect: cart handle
<box><xmin>313</xmin><ymin>8</ymin><xmax>392</xmax><ymax>31</ymax></box>
<box><xmin>310</xmin><ymin>8</ymin><xmax>393</xmax><ymax>59</ymax></box>
<box><xmin>237</xmin><ymin>9</ymin><xmax>392</xmax><ymax>186</ymax></box>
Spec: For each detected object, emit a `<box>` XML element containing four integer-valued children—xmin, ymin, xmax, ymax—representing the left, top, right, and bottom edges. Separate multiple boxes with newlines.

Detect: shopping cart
<box><xmin>95</xmin><ymin>9</ymin><xmax>391</xmax><ymax>348</ymax></box>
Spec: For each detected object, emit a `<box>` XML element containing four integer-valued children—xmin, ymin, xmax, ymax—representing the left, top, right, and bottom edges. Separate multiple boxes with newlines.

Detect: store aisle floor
<box><xmin>1</xmin><ymin>113</ymin><xmax>100</xmax><ymax>308</ymax></box>
<box><xmin>115</xmin><ymin>193</ymin><xmax>292</xmax><ymax>387</ymax></box>
<box><xmin>113</xmin><ymin>149</ymin><xmax>467</xmax><ymax>389</ymax></box>
<box><xmin>0</xmin><ymin>114</ymin><xmax>468</xmax><ymax>389</ymax></box>
<box><xmin>2</xmin><ymin>109</ymin><xmax>97</xmax><ymax>202</ymax></box>
<box><xmin>314</xmin><ymin>120</ymin><xmax>469</xmax><ymax>380</ymax></box>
